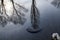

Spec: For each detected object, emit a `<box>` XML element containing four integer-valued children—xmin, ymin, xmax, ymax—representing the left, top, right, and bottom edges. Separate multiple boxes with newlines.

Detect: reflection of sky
<box><xmin>0</xmin><ymin>0</ymin><xmax>60</xmax><ymax>40</ymax></box>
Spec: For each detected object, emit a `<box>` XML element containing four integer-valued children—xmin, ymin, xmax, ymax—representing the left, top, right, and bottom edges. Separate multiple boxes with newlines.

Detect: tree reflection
<box><xmin>26</xmin><ymin>0</ymin><xmax>41</xmax><ymax>33</ymax></box>
<box><xmin>0</xmin><ymin>15</ymin><xmax>7</xmax><ymax>27</ymax></box>
<box><xmin>0</xmin><ymin>0</ymin><xmax>28</xmax><ymax>27</ymax></box>
<box><xmin>51</xmin><ymin>0</ymin><xmax>60</xmax><ymax>8</ymax></box>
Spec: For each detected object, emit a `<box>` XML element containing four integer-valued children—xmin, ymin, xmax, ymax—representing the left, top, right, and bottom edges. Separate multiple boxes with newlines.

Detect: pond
<box><xmin>0</xmin><ymin>0</ymin><xmax>60</xmax><ymax>40</ymax></box>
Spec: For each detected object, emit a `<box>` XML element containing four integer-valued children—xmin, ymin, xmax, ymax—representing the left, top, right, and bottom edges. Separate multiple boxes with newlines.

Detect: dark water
<box><xmin>0</xmin><ymin>0</ymin><xmax>60</xmax><ymax>40</ymax></box>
